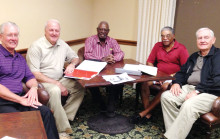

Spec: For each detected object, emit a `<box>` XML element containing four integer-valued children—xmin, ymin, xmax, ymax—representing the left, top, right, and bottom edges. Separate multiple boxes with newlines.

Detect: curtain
<box><xmin>136</xmin><ymin>0</ymin><xmax>176</xmax><ymax>64</ymax></box>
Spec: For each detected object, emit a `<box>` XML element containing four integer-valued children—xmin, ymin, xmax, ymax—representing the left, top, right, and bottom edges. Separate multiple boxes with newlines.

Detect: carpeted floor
<box><xmin>71</xmin><ymin>84</ymin><xmax>220</xmax><ymax>139</ymax></box>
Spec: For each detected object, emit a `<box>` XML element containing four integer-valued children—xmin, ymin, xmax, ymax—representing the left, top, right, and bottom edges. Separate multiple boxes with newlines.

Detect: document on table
<box><xmin>64</xmin><ymin>60</ymin><xmax>107</xmax><ymax>80</ymax></box>
<box><xmin>1</xmin><ymin>136</ymin><xmax>17</xmax><ymax>139</ymax></box>
<box><xmin>123</xmin><ymin>64</ymin><xmax>157</xmax><ymax>76</ymax></box>
<box><xmin>102</xmin><ymin>73</ymin><xmax>136</xmax><ymax>84</ymax></box>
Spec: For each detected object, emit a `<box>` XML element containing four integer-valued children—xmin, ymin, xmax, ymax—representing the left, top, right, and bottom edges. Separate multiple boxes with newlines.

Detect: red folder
<box><xmin>65</xmin><ymin>69</ymin><xmax>98</xmax><ymax>80</ymax></box>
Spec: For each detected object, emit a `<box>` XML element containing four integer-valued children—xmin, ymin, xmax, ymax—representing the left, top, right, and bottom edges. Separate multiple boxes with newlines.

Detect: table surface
<box><xmin>77</xmin><ymin>59</ymin><xmax>174</xmax><ymax>88</ymax></box>
<box><xmin>0</xmin><ymin>111</ymin><xmax>47</xmax><ymax>139</ymax></box>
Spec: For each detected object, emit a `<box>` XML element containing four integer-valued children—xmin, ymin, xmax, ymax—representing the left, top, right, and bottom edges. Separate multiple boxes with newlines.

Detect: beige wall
<box><xmin>0</xmin><ymin>0</ymin><xmax>138</xmax><ymax>60</ymax></box>
<box><xmin>91</xmin><ymin>0</ymin><xmax>138</xmax><ymax>60</ymax></box>
<box><xmin>0</xmin><ymin>0</ymin><xmax>93</xmax><ymax>50</ymax></box>
<box><xmin>175</xmin><ymin>0</ymin><xmax>220</xmax><ymax>54</ymax></box>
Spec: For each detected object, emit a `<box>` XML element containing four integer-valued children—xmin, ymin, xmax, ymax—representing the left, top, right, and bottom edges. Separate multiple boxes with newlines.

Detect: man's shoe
<box><xmin>129</xmin><ymin>114</ymin><xmax>142</xmax><ymax>124</ymax></box>
<box><xmin>129</xmin><ymin>114</ymin><xmax>152</xmax><ymax>124</ymax></box>
<box><xmin>59</xmin><ymin>132</ymin><xmax>71</xmax><ymax>139</ymax></box>
<box><xmin>65</xmin><ymin>128</ymin><xmax>73</xmax><ymax>134</ymax></box>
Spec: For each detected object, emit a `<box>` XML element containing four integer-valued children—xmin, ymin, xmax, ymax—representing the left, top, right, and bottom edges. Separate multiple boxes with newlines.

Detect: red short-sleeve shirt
<box><xmin>147</xmin><ymin>41</ymin><xmax>189</xmax><ymax>75</ymax></box>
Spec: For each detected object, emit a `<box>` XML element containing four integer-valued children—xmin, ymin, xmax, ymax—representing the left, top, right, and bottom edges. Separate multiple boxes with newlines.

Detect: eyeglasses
<box><xmin>97</xmin><ymin>28</ymin><xmax>109</xmax><ymax>32</ymax></box>
<box><xmin>161</xmin><ymin>34</ymin><xmax>172</xmax><ymax>39</ymax></box>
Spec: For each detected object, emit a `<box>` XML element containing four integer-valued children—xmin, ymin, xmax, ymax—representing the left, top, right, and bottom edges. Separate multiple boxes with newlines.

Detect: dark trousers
<box><xmin>90</xmin><ymin>84</ymin><xmax>124</xmax><ymax>112</ymax></box>
<box><xmin>0</xmin><ymin>103</ymin><xmax>59</xmax><ymax>139</ymax></box>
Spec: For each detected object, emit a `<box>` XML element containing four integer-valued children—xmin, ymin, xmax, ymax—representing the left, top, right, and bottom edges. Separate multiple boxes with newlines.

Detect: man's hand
<box><xmin>56</xmin><ymin>81</ymin><xmax>68</xmax><ymax>96</ymax></box>
<box><xmin>20</xmin><ymin>97</ymin><xmax>42</xmax><ymax>109</ymax></box>
<box><xmin>185</xmin><ymin>90</ymin><xmax>198</xmax><ymax>100</ymax></box>
<box><xmin>23</xmin><ymin>87</ymin><xmax>39</xmax><ymax>106</ymax></box>
<box><xmin>102</xmin><ymin>54</ymin><xmax>115</xmax><ymax>64</ymax></box>
<box><xmin>170</xmin><ymin>83</ymin><xmax>182</xmax><ymax>96</ymax></box>
<box><xmin>64</xmin><ymin>63</ymin><xmax>76</xmax><ymax>74</ymax></box>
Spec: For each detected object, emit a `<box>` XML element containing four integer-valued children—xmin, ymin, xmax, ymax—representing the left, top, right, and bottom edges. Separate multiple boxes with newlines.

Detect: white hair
<box><xmin>196</xmin><ymin>27</ymin><xmax>214</xmax><ymax>38</ymax></box>
<box><xmin>0</xmin><ymin>21</ymin><xmax>19</xmax><ymax>34</ymax></box>
<box><xmin>45</xmin><ymin>19</ymin><xmax>60</xmax><ymax>29</ymax></box>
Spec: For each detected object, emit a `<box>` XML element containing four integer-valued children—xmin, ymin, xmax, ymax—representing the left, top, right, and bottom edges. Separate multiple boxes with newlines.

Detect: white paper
<box><xmin>138</xmin><ymin>64</ymin><xmax>157</xmax><ymax>76</ymax></box>
<box><xmin>123</xmin><ymin>64</ymin><xmax>157</xmax><ymax>76</ymax></box>
<box><xmin>1</xmin><ymin>136</ymin><xmax>17</xmax><ymax>139</ymax></box>
<box><xmin>76</xmin><ymin>60</ymin><xmax>107</xmax><ymax>73</ymax></box>
<box><xmin>102</xmin><ymin>73</ymin><xmax>136</xmax><ymax>84</ymax></box>
<box><xmin>123</xmin><ymin>64</ymin><xmax>139</xmax><ymax>71</ymax></box>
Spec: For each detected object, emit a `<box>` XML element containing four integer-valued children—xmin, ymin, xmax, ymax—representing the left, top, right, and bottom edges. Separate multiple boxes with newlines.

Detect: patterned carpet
<box><xmin>70</xmin><ymin>84</ymin><xmax>220</xmax><ymax>139</ymax></box>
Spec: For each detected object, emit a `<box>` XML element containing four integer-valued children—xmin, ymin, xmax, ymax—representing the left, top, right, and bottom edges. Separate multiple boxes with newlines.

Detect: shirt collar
<box><xmin>95</xmin><ymin>35</ymin><xmax>110</xmax><ymax>45</ymax></box>
<box><xmin>43</xmin><ymin>36</ymin><xmax>61</xmax><ymax>48</ymax></box>
<box><xmin>0</xmin><ymin>44</ymin><xmax>18</xmax><ymax>58</ymax></box>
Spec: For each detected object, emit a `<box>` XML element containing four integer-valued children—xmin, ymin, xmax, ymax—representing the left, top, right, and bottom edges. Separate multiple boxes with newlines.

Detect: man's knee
<box><xmin>161</xmin><ymin>90</ymin><xmax>171</xmax><ymax>102</ymax></box>
<box><xmin>47</xmin><ymin>86</ymin><xmax>61</xmax><ymax>99</ymax></box>
<box><xmin>38</xmin><ymin>105</ymin><xmax>53</xmax><ymax>115</ymax></box>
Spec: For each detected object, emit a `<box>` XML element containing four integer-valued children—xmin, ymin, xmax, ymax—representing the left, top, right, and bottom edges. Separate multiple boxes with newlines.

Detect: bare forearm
<box><xmin>147</xmin><ymin>62</ymin><xmax>154</xmax><ymax>67</ymax></box>
<box><xmin>70</xmin><ymin>58</ymin><xmax>79</xmax><ymax>66</ymax></box>
<box><xmin>26</xmin><ymin>78</ymin><xmax>38</xmax><ymax>89</ymax></box>
<box><xmin>0</xmin><ymin>84</ymin><xmax>23</xmax><ymax>103</ymax></box>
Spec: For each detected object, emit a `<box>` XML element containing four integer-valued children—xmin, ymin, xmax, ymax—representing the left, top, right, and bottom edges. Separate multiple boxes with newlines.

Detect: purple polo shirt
<box><xmin>0</xmin><ymin>44</ymin><xmax>35</xmax><ymax>94</ymax></box>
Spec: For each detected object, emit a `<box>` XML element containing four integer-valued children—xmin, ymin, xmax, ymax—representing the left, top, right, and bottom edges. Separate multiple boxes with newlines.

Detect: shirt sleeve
<box><xmin>179</xmin><ymin>46</ymin><xmax>189</xmax><ymax>66</ymax></box>
<box><xmin>147</xmin><ymin>44</ymin><xmax>158</xmax><ymax>65</ymax></box>
<box><xmin>84</xmin><ymin>37</ymin><xmax>101</xmax><ymax>60</ymax></box>
<box><xmin>22</xmin><ymin>62</ymin><xmax>35</xmax><ymax>83</ymax></box>
<box><xmin>111</xmin><ymin>39</ymin><xmax>124</xmax><ymax>61</ymax></box>
<box><xmin>26</xmin><ymin>44</ymin><xmax>41</xmax><ymax>72</ymax></box>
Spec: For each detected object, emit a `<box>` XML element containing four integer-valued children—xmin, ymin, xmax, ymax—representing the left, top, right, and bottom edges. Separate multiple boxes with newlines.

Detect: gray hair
<box><xmin>161</xmin><ymin>26</ymin><xmax>175</xmax><ymax>35</ymax></box>
<box><xmin>0</xmin><ymin>21</ymin><xmax>19</xmax><ymax>34</ymax></box>
<box><xmin>45</xmin><ymin>19</ymin><xmax>60</xmax><ymax>29</ymax></box>
<box><xmin>196</xmin><ymin>27</ymin><xmax>214</xmax><ymax>38</ymax></box>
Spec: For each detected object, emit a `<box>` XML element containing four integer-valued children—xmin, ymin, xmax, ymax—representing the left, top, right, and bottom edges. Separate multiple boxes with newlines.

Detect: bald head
<box><xmin>44</xmin><ymin>19</ymin><xmax>60</xmax><ymax>45</ymax></box>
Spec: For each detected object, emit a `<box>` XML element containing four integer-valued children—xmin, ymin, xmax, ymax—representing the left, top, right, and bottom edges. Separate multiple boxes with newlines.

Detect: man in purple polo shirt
<box><xmin>0</xmin><ymin>21</ymin><xmax>59</xmax><ymax>139</ymax></box>
<box><xmin>84</xmin><ymin>21</ymin><xmax>124</xmax><ymax>116</ymax></box>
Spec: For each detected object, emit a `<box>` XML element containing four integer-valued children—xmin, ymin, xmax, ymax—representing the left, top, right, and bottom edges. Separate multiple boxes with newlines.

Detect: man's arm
<box><xmin>64</xmin><ymin>57</ymin><xmax>79</xmax><ymax>74</ymax></box>
<box><xmin>146</xmin><ymin>62</ymin><xmax>154</xmax><ymax>67</ymax></box>
<box><xmin>0</xmin><ymin>84</ymin><xmax>41</xmax><ymax>108</ymax></box>
<box><xmin>84</xmin><ymin>37</ymin><xmax>101</xmax><ymax>60</ymax></box>
<box><xmin>32</xmin><ymin>72</ymin><xmax>68</xmax><ymax>96</ymax></box>
<box><xmin>111</xmin><ymin>39</ymin><xmax>124</xmax><ymax>62</ymax></box>
<box><xmin>179</xmin><ymin>46</ymin><xmax>189</xmax><ymax>66</ymax></box>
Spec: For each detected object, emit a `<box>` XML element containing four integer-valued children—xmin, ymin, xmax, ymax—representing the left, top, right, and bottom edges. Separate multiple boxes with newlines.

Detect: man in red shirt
<box><xmin>130</xmin><ymin>26</ymin><xmax>189</xmax><ymax>123</ymax></box>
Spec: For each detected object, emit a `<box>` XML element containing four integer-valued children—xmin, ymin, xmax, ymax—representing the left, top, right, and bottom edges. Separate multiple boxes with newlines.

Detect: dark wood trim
<box><xmin>16</xmin><ymin>48</ymin><xmax>28</xmax><ymax>54</ymax></box>
<box><xmin>15</xmin><ymin>38</ymin><xmax>137</xmax><ymax>54</ymax></box>
<box><xmin>66</xmin><ymin>38</ymin><xmax>87</xmax><ymax>46</ymax></box>
<box><xmin>66</xmin><ymin>38</ymin><xmax>137</xmax><ymax>46</ymax></box>
<box><xmin>116</xmin><ymin>39</ymin><xmax>137</xmax><ymax>46</ymax></box>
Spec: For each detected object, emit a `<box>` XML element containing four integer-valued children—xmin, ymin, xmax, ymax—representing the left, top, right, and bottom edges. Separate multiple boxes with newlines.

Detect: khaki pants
<box><xmin>42</xmin><ymin>77</ymin><xmax>84</xmax><ymax>133</ymax></box>
<box><xmin>161</xmin><ymin>84</ymin><xmax>217</xmax><ymax>139</ymax></box>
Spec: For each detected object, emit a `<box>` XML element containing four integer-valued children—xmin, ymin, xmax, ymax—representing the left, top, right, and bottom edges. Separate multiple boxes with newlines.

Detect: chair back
<box><xmin>77</xmin><ymin>46</ymin><xmax>85</xmax><ymax>63</ymax></box>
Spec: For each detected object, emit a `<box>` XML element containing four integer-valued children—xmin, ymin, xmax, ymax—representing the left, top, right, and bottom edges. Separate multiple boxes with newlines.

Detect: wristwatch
<box><xmin>195</xmin><ymin>90</ymin><xmax>200</xmax><ymax>94</ymax></box>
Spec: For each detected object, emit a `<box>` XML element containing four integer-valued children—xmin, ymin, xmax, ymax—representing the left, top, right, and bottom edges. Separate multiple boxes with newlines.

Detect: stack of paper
<box><xmin>65</xmin><ymin>60</ymin><xmax>107</xmax><ymax>80</ymax></box>
<box><xmin>102</xmin><ymin>73</ymin><xmax>135</xmax><ymax>84</ymax></box>
<box><xmin>123</xmin><ymin>64</ymin><xmax>157</xmax><ymax>76</ymax></box>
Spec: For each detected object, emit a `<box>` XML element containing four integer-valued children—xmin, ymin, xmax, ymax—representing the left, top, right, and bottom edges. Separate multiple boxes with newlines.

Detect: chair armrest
<box><xmin>211</xmin><ymin>97</ymin><xmax>220</xmax><ymax>117</ymax></box>
<box><xmin>37</xmin><ymin>83</ymin><xmax>49</xmax><ymax>105</ymax></box>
